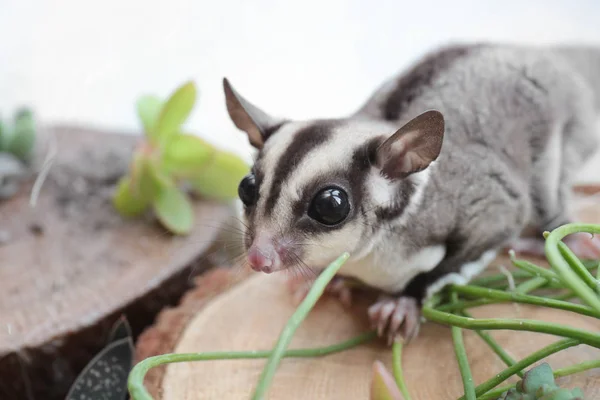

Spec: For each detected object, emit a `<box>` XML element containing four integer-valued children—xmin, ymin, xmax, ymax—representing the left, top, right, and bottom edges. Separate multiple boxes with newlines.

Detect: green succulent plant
<box><xmin>0</xmin><ymin>108</ymin><xmax>36</xmax><ymax>199</ymax></box>
<box><xmin>498</xmin><ymin>363</ymin><xmax>584</xmax><ymax>400</ymax></box>
<box><xmin>112</xmin><ymin>81</ymin><xmax>249</xmax><ymax>235</ymax></box>
<box><xmin>0</xmin><ymin>107</ymin><xmax>37</xmax><ymax>162</ymax></box>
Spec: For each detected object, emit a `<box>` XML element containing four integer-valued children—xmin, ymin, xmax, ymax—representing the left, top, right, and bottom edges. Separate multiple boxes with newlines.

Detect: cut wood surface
<box><xmin>0</xmin><ymin>126</ymin><xmax>231</xmax><ymax>400</ymax></box>
<box><xmin>137</xmin><ymin>186</ymin><xmax>600</xmax><ymax>400</ymax></box>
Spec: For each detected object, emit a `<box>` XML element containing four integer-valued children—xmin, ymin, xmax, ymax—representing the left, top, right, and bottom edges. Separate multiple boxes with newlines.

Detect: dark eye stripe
<box><xmin>263</xmin><ymin>121</ymin><xmax>335</xmax><ymax>216</ymax></box>
<box><xmin>293</xmin><ymin>137</ymin><xmax>380</xmax><ymax>235</ymax></box>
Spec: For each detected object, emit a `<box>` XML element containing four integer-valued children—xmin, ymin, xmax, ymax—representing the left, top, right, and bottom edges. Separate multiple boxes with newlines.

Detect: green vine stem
<box><xmin>457</xmin><ymin>338</ymin><xmax>579</xmax><ymax>399</ymax></box>
<box><xmin>447</xmin><ymin>285</ymin><xmax>600</xmax><ymax>318</ymax></box>
<box><xmin>421</xmin><ymin>307</ymin><xmax>600</xmax><ymax>348</ymax></box>
<box><xmin>544</xmin><ymin>223</ymin><xmax>600</xmax><ymax>311</ymax></box>
<box><xmin>392</xmin><ymin>340</ymin><xmax>412</xmax><ymax>400</ymax></box>
<box><xmin>251</xmin><ymin>252</ymin><xmax>350</xmax><ymax>399</ymax></box>
<box><xmin>127</xmin><ymin>332</ymin><xmax>375</xmax><ymax>399</ymax></box>
<box><xmin>451</xmin><ymin>294</ymin><xmax>476</xmax><ymax>400</ymax></box>
<box><xmin>458</xmin><ymin>310</ymin><xmax>521</xmax><ymax>378</ymax></box>
<box><xmin>557</xmin><ymin>241</ymin><xmax>600</xmax><ymax>293</ymax></box>
<box><xmin>509</xmin><ymin>253</ymin><xmax>560</xmax><ymax>283</ymax></box>
<box><xmin>514</xmin><ymin>276</ymin><xmax>547</xmax><ymax>293</ymax></box>
<box><xmin>476</xmin><ymin>357</ymin><xmax>600</xmax><ymax>400</ymax></box>
<box><xmin>468</xmin><ymin>260</ymin><xmax>597</xmax><ymax>289</ymax></box>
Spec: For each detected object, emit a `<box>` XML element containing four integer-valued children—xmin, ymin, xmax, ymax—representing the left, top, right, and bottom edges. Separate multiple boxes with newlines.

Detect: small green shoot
<box><xmin>112</xmin><ymin>81</ymin><xmax>249</xmax><ymax>234</ymax></box>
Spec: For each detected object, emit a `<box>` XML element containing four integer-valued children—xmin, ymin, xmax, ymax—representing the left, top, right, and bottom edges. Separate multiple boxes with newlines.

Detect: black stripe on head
<box><xmin>383</xmin><ymin>44</ymin><xmax>476</xmax><ymax>121</ymax></box>
<box><xmin>374</xmin><ymin>179</ymin><xmax>416</xmax><ymax>221</ymax></box>
<box><xmin>264</xmin><ymin>120</ymin><xmax>335</xmax><ymax>216</ymax></box>
<box><xmin>293</xmin><ymin>137</ymin><xmax>381</xmax><ymax>235</ymax></box>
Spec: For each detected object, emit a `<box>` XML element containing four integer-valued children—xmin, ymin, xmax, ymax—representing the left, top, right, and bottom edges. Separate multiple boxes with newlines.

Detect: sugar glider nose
<box><xmin>247</xmin><ymin>235</ymin><xmax>282</xmax><ymax>273</ymax></box>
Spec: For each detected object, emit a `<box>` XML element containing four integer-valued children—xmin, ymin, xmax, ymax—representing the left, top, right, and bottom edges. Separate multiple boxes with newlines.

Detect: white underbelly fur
<box><xmin>338</xmin><ymin>246</ymin><xmax>497</xmax><ymax>297</ymax></box>
<box><xmin>339</xmin><ymin>245</ymin><xmax>447</xmax><ymax>293</ymax></box>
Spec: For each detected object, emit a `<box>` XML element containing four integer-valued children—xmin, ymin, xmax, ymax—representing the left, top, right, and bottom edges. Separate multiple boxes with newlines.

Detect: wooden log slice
<box><xmin>137</xmin><ymin>186</ymin><xmax>600</xmax><ymax>399</ymax></box>
<box><xmin>0</xmin><ymin>126</ymin><xmax>231</xmax><ymax>400</ymax></box>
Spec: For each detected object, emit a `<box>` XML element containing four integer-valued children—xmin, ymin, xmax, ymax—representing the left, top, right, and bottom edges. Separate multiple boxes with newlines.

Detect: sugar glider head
<box><xmin>223</xmin><ymin>78</ymin><xmax>445</xmax><ymax>274</ymax></box>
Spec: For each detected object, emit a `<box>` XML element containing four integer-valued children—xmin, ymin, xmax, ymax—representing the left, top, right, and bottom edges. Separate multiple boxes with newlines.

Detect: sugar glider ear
<box><xmin>376</xmin><ymin>110</ymin><xmax>445</xmax><ymax>179</ymax></box>
<box><xmin>223</xmin><ymin>78</ymin><xmax>284</xmax><ymax>149</ymax></box>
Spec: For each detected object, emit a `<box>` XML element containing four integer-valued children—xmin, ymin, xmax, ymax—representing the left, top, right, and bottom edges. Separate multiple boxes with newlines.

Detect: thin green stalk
<box><xmin>437</xmin><ymin>298</ymin><xmax>496</xmax><ymax>312</ymax></box>
<box><xmin>475</xmin><ymin>383</ymin><xmax>515</xmax><ymax>400</ymax></box>
<box><xmin>515</xmin><ymin>276</ymin><xmax>547</xmax><ymax>293</ymax></box>
<box><xmin>554</xmin><ymin>358</ymin><xmax>600</xmax><ymax>377</ymax></box>
<box><xmin>251</xmin><ymin>252</ymin><xmax>350</xmax><ymax>399</ymax></box>
<box><xmin>476</xmin><ymin>357</ymin><xmax>599</xmax><ymax>400</ymax></box>
<box><xmin>458</xmin><ymin>338</ymin><xmax>578</xmax><ymax>399</ymax></box>
<box><xmin>453</xmin><ymin>326</ymin><xmax>476</xmax><ymax>400</ymax></box>
<box><xmin>421</xmin><ymin>306</ymin><xmax>600</xmax><ymax>348</ymax></box>
<box><xmin>127</xmin><ymin>330</ymin><xmax>376</xmax><ymax>399</ymax></box>
<box><xmin>392</xmin><ymin>340</ymin><xmax>412</xmax><ymax>400</ymax></box>
<box><xmin>469</xmin><ymin>260</ymin><xmax>597</xmax><ymax>288</ymax></box>
<box><xmin>544</xmin><ymin>224</ymin><xmax>600</xmax><ymax>312</ymax></box>
<box><xmin>549</xmin><ymin>290</ymin><xmax>576</xmax><ymax>301</ymax></box>
<box><xmin>449</xmin><ymin>285</ymin><xmax>600</xmax><ymax>319</ymax></box>
<box><xmin>558</xmin><ymin>241</ymin><xmax>600</xmax><ymax>293</ymax></box>
<box><xmin>510</xmin><ymin>255</ymin><xmax>560</xmax><ymax>284</ymax></box>
<box><xmin>451</xmin><ymin>293</ymin><xmax>477</xmax><ymax>400</ymax></box>
<box><xmin>470</xmin><ymin>273</ymin><xmax>528</xmax><ymax>289</ymax></box>
<box><xmin>459</xmin><ymin>310</ymin><xmax>521</xmax><ymax>378</ymax></box>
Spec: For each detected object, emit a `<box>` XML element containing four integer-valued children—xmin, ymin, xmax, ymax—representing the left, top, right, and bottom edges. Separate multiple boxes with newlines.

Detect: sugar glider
<box><xmin>223</xmin><ymin>43</ymin><xmax>600</xmax><ymax>343</ymax></box>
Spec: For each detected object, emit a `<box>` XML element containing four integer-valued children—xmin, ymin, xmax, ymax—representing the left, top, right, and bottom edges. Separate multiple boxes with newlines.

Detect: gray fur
<box><xmin>225</xmin><ymin>43</ymin><xmax>600</xmax><ymax>301</ymax></box>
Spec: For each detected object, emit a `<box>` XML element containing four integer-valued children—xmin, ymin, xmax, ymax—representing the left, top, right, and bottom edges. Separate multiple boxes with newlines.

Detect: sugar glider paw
<box><xmin>368</xmin><ymin>295</ymin><xmax>421</xmax><ymax>346</ymax></box>
<box><xmin>287</xmin><ymin>275</ymin><xmax>353</xmax><ymax>308</ymax></box>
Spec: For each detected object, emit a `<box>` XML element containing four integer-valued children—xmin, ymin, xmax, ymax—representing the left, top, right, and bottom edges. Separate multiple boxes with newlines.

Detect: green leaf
<box><xmin>521</xmin><ymin>363</ymin><xmax>555</xmax><ymax>394</ymax></box>
<box><xmin>112</xmin><ymin>176</ymin><xmax>149</xmax><ymax>217</ymax></box>
<box><xmin>130</xmin><ymin>152</ymin><xmax>171</xmax><ymax>200</ymax></box>
<box><xmin>539</xmin><ymin>388</ymin><xmax>583</xmax><ymax>400</ymax></box>
<box><xmin>153</xmin><ymin>81</ymin><xmax>197</xmax><ymax>146</ymax></box>
<box><xmin>370</xmin><ymin>361</ymin><xmax>404</xmax><ymax>400</ymax></box>
<box><xmin>189</xmin><ymin>150</ymin><xmax>249</xmax><ymax>200</ymax></box>
<box><xmin>162</xmin><ymin>133</ymin><xmax>215</xmax><ymax>177</ymax></box>
<box><xmin>136</xmin><ymin>95</ymin><xmax>163</xmax><ymax>137</ymax></box>
<box><xmin>8</xmin><ymin>108</ymin><xmax>36</xmax><ymax>162</ymax></box>
<box><xmin>152</xmin><ymin>185</ymin><xmax>194</xmax><ymax>235</ymax></box>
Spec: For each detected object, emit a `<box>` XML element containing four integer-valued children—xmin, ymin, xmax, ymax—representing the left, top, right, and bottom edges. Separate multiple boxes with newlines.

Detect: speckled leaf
<box><xmin>154</xmin><ymin>81</ymin><xmax>197</xmax><ymax>146</ymax></box>
<box><xmin>189</xmin><ymin>150</ymin><xmax>249</xmax><ymax>200</ymax></box>
<box><xmin>113</xmin><ymin>176</ymin><xmax>149</xmax><ymax>217</ymax></box>
<box><xmin>162</xmin><ymin>133</ymin><xmax>215</xmax><ymax>177</ymax></box>
<box><xmin>136</xmin><ymin>95</ymin><xmax>163</xmax><ymax>139</ymax></box>
<box><xmin>370</xmin><ymin>361</ymin><xmax>404</xmax><ymax>400</ymax></box>
<box><xmin>65</xmin><ymin>337</ymin><xmax>134</xmax><ymax>400</ymax></box>
<box><xmin>152</xmin><ymin>185</ymin><xmax>194</xmax><ymax>235</ymax></box>
<box><xmin>108</xmin><ymin>316</ymin><xmax>132</xmax><ymax>344</ymax></box>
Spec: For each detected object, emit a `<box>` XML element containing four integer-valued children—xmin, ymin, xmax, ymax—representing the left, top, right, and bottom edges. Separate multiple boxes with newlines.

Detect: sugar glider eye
<box><xmin>238</xmin><ymin>173</ymin><xmax>258</xmax><ymax>207</ymax></box>
<box><xmin>308</xmin><ymin>187</ymin><xmax>350</xmax><ymax>226</ymax></box>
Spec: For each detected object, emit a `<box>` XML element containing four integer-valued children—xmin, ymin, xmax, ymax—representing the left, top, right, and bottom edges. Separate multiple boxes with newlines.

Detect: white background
<box><xmin>1</xmin><ymin>0</ymin><xmax>600</xmax><ymax>179</ymax></box>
